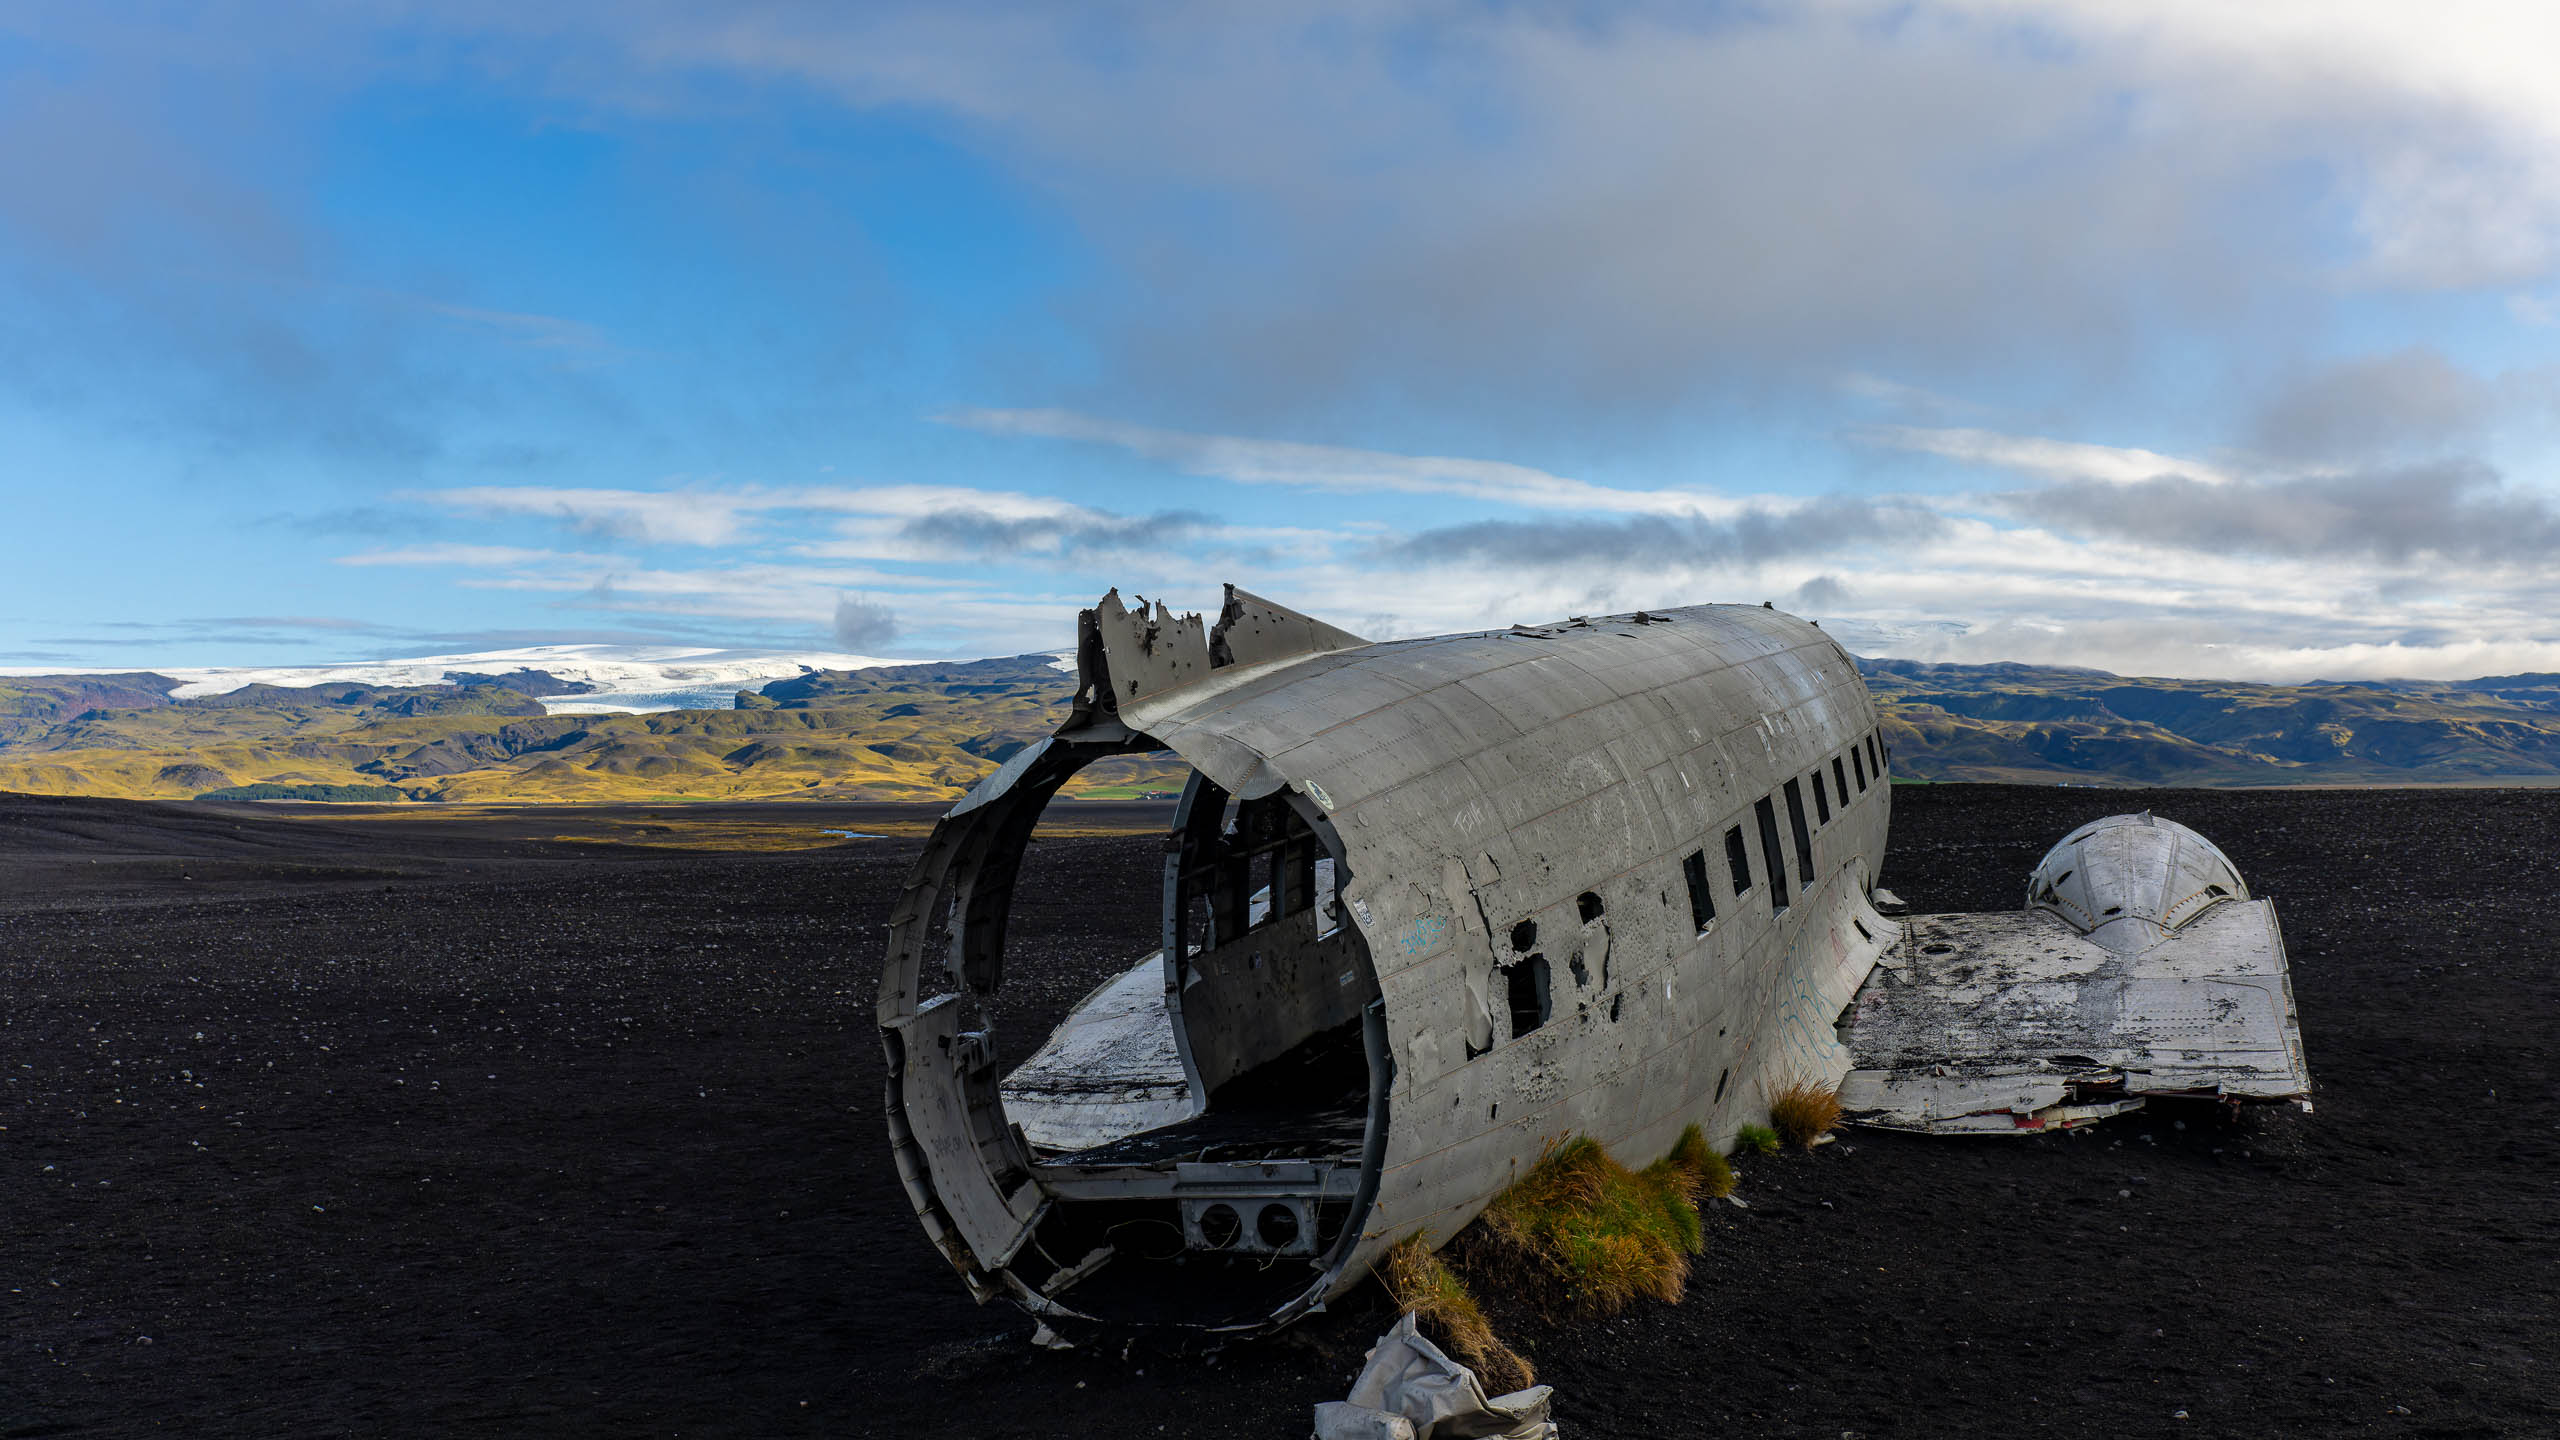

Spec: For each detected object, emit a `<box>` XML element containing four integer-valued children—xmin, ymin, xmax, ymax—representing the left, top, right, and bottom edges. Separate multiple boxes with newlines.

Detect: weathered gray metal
<box><xmin>880</xmin><ymin>586</ymin><xmax>1897</xmax><ymax>1338</ymax></box>
<box><xmin>1838</xmin><ymin>813</ymin><xmax>2312</xmax><ymax>1134</ymax></box>
<box><xmin>878</xmin><ymin>589</ymin><xmax>2310</xmax><ymax>1339</ymax></box>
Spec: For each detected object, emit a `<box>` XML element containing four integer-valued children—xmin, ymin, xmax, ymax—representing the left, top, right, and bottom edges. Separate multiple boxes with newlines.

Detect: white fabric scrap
<box><xmin>1311</xmin><ymin>1314</ymin><xmax>1557</xmax><ymax>1440</ymax></box>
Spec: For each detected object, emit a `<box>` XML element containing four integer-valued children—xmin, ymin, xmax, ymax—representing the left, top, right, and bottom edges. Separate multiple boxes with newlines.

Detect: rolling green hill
<box><xmin>1865</xmin><ymin>659</ymin><xmax>2560</xmax><ymax>785</ymax></box>
<box><xmin>0</xmin><ymin>657</ymin><xmax>1185</xmax><ymax>803</ymax></box>
<box><xmin>4</xmin><ymin>651</ymin><xmax>2557</xmax><ymax>803</ymax></box>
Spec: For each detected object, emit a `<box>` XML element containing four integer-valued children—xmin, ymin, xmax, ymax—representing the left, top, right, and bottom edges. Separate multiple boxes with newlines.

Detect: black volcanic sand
<box><xmin>2</xmin><ymin>787</ymin><xmax>2553</xmax><ymax>1438</ymax></box>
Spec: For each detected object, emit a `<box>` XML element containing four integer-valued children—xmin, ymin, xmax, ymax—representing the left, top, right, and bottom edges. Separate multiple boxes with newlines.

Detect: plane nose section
<box><xmin>2026</xmin><ymin>812</ymin><xmax>2248</xmax><ymax>951</ymax></box>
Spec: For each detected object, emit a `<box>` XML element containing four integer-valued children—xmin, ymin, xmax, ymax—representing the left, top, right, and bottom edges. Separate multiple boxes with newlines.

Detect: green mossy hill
<box><xmin>0</xmin><ymin>672</ymin><xmax>183</xmax><ymax>743</ymax></box>
<box><xmin>174</xmin><ymin>681</ymin><xmax>547</xmax><ymax>717</ymax></box>
<box><xmin>20</xmin><ymin>646</ymin><xmax>2560</xmax><ymax>805</ymax></box>
<box><xmin>0</xmin><ymin>654</ymin><xmax>1178</xmax><ymax>804</ymax></box>
<box><xmin>1867</xmin><ymin>659</ymin><xmax>2560</xmax><ymax>785</ymax></box>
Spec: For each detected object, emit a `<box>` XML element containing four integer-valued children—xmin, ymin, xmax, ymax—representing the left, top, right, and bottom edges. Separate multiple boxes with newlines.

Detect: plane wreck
<box><xmin>878</xmin><ymin>587</ymin><xmax>2312</xmax><ymax>1341</ymax></box>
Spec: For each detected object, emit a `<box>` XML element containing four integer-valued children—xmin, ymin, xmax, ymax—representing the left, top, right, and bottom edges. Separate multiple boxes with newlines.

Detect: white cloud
<box><xmin>1857</xmin><ymin>426</ymin><xmax>2241</xmax><ymax>486</ymax></box>
<box><xmin>940</xmin><ymin>408</ymin><xmax>1743</xmax><ymax>515</ymax></box>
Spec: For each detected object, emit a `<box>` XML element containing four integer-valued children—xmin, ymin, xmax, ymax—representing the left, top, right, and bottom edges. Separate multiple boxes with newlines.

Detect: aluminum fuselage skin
<box><xmin>880</xmin><ymin>600</ymin><xmax>1895</xmax><ymax>1334</ymax></box>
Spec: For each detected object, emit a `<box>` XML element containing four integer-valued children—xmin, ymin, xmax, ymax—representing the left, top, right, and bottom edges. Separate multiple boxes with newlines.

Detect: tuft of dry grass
<box><xmin>1379</xmin><ymin>1234</ymin><xmax>1536</xmax><ymax>1393</ymax></box>
<box><xmin>1468</xmin><ymin>1131</ymin><xmax>1718</xmax><ymax>1321</ymax></box>
<box><xmin>1667</xmin><ymin>1123</ymin><xmax>1736</xmax><ymax>1199</ymax></box>
<box><xmin>1768</xmin><ymin>1077</ymin><xmax>1845</xmax><ymax>1149</ymax></box>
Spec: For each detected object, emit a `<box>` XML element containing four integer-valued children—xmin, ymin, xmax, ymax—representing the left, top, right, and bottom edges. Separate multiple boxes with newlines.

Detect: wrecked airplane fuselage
<box><xmin>878</xmin><ymin>588</ymin><xmax>2311</xmax><ymax>1340</ymax></box>
<box><xmin>881</xmin><ymin>587</ymin><xmax>1899</xmax><ymax>1338</ymax></box>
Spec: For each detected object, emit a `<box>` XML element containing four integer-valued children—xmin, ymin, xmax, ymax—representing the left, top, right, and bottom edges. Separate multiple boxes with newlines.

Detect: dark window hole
<box><xmin>1682</xmin><ymin>849</ymin><xmax>1716</xmax><ymax>931</ymax></box>
<box><xmin>1198</xmin><ymin>1204</ymin><xmax>1241</xmax><ymax>1249</ymax></box>
<box><xmin>1755</xmin><ymin>797</ymin><xmax>1790</xmax><ymax>912</ymax></box>
<box><xmin>1783</xmin><ymin>779</ymin><xmax>1813</xmax><ymax>885</ymax></box>
<box><xmin>1508</xmin><ymin>955</ymin><xmax>1551</xmax><ymax>1037</ymax></box>
<box><xmin>1724</xmin><ymin>827</ymin><xmax>1752</xmax><ymax>894</ymax></box>
<box><xmin>1509</xmin><ymin>919</ymin><xmax>1538</xmax><ymax>954</ymax></box>
<box><xmin>1576</xmin><ymin>891</ymin><xmax>1604</xmax><ymax>923</ymax></box>
<box><xmin>1813</xmin><ymin>772</ymin><xmax>1831</xmax><ymax>824</ymax></box>
<box><xmin>1568</xmin><ymin>952</ymin><xmax>1591</xmax><ymax>988</ymax></box>
<box><xmin>1256</xmin><ymin>1204</ymin><xmax>1299</xmax><ymax>1251</ymax></box>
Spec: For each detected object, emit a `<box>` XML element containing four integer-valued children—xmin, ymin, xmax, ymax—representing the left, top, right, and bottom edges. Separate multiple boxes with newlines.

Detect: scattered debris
<box><xmin>1313</xmin><ymin>1314</ymin><xmax>1557</xmax><ymax>1440</ymax></box>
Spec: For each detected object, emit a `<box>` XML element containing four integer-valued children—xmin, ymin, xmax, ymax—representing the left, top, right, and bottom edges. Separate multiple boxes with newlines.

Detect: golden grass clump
<box><xmin>1666</xmin><ymin>1122</ymin><xmax>1736</xmax><ymax>1200</ymax></box>
<box><xmin>1470</xmin><ymin>1129</ymin><xmax>1721</xmax><ymax>1321</ymax></box>
<box><xmin>1767</xmin><ymin>1077</ymin><xmax>1845</xmax><ymax>1149</ymax></box>
<box><xmin>1379</xmin><ymin>1234</ymin><xmax>1536</xmax><ymax>1394</ymax></box>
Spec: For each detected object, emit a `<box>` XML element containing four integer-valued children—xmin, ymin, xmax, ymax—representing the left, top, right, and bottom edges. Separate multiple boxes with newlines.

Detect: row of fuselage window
<box><xmin>1680</xmin><ymin>728</ymin><xmax>1885</xmax><ymax>931</ymax></box>
<box><xmin>1499</xmin><ymin>727</ymin><xmax>1887</xmax><ymax>1042</ymax></box>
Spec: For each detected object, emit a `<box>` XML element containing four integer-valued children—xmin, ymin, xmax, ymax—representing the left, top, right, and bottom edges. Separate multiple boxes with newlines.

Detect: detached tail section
<box><xmin>1839</xmin><ymin>813</ymin><xmax>2312</xmax><ymax>1135</ymax></box>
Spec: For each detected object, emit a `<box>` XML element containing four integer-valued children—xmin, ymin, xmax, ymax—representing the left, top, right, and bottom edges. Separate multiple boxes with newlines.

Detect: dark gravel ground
<box><xmin>1</xmin><ymin>786</ymin><xmax>2553</xmax><ymax>1439</ymax></box>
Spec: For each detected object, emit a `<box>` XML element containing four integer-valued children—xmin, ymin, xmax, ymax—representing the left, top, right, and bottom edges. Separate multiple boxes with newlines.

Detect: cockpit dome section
<box><xmin>2027</xmin><ymin>812</ymin><xmax>2247</xmax><ymax>952</ymax></box>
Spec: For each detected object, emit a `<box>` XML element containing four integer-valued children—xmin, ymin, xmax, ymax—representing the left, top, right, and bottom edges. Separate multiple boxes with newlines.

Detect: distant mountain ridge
<box><xmin>2</xmin><ymin>649</ymin><xmax>2556</xmax><ymax>803</ymax></box>
<box><xmin>1862</xmin><ymin>658</ymin><xmax>2560</xmax><ymax>785</ymax></box>
<box><xmin>0</xmin><ymin>654</ymin><xmax>1180</xmax><ymax>803</ymax></box>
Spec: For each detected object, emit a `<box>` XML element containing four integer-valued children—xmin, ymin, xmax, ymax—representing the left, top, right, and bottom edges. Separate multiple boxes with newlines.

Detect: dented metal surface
<box><xmin>1838</xmin><ymin>814</ymin><xmax>2312</xmax><ymax>1134</ymax></box>
<box><xmin>878</xmin><ymin>587</ymin><xmax>2311</xmax><ymax>1339</ymax></box>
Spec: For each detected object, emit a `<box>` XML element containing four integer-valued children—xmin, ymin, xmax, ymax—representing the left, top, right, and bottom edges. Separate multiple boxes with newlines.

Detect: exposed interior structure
<box><xmin>879</xmin><ymin>590</ymin><xmax>1390</xmax><ymax>1338</ymax></box>
<box><xmin>881</xmin><ymin>587</ymin><xmax>2314</xmax><ymax>1344</ymax></box>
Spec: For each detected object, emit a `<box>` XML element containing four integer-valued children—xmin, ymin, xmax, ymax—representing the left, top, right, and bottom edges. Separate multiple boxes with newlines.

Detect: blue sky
<box><xmin>5</xmin><ymin>2</ymin><xmax>2560</xmax><ymax>681</ymax></box>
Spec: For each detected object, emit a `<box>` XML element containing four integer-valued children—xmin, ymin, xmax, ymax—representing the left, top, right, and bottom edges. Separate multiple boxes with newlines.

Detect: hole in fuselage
<box><xmin>974</xmin><ymin>762</ymin><xmax>1386</xmax><ymax>1331</ymax></box>
<box><xmin>1509</xmin><ymin>955</ymin><xmax>1552</xmax><ymax>1036</ymax></box>
<box><xmin>1199</xmin><ymin>1203</ymin><xmax>1241</xmax><ymax>1249</ymax></box>
<box><xmin>1256</xmin><ymin>1203</ymin><xmax>1300</xmax><ymax>1250</ymax></box>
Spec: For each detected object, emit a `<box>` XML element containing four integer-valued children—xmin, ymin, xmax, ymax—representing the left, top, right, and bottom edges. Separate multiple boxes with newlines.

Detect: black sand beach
<box><xmin>2</xmin><ymin>787</ymin><xmax>2552</xmax><ymax>1438</ymax></box>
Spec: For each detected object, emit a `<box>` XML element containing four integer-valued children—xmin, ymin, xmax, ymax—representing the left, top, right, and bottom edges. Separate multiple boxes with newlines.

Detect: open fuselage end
<box><xmin>879</xmin><ymin>589</ymin><xmax>1902</xmax><ymax>1338</ymax></box>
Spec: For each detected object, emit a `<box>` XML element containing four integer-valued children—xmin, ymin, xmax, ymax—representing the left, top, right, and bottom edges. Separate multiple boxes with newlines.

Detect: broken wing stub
<box><xmin>1836</xmin><ymin>813</ymin><xmax>2312</xmax><ymax>1134</ymax></box>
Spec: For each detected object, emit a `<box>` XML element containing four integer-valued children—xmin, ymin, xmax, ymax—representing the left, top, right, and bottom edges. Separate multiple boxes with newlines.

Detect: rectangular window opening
<box><xmin>1284</xmin><ymin>838</ymin><xmax>1317</xmax><ymax>916</ymax></box>
<box><xmin>1868</xmin><ymin>733</ymin><xmax>1882</xmax><ymax>774</ymax></box>
<box><xmin>1812</xmin><ymin>771</ymin><xmax>1831</xmax><ymax>825</ymax></box>
<box><xmin>1783</xmin><ymin>778</ymin><xmax>1814</xmax><ymax>885</ymax></box>
<box><xmin>1507</xmin><ymin>955</ymin><xmax>1551</xmax><ymax>1038</ymax></box>
<box><xmin>1724</xmin><ymin>826</ymin><xmax>1752</xmax><ymax>894</ymax></box>
<box><xmin>1851</xmin><ymin>746</ymin><xmax>1867</xmax><ymax>792</ymax></box>
<box><xmin>1682</xmin><ymin>849</ymin><xmax>1716</xmax><ymax>932</ymax></box>
<box><xmin>1833</xmin><ymin>755</ymin><xmax>1850</xmax><ymax>807</ymax></box>
<box><xmin>1754</xmin><ymin>797</ymin><xmax>1790</xmax><ymax>912</ymax></box>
